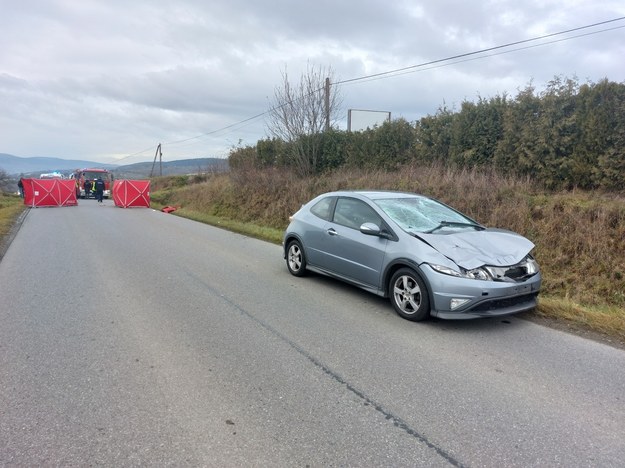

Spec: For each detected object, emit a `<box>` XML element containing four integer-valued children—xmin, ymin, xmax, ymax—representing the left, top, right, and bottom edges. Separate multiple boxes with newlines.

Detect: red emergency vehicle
<box><xmin>70</xmin><ymin>168</ymin><xmax>115</xmax><ymax>199</ymax></box>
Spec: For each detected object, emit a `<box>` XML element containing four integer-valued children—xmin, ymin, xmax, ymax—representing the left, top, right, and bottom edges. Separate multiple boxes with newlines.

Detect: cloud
<box><xmin>0</xmin><ymin>0</ymin><xmax>623</xmax><ymax>164</ymax></box>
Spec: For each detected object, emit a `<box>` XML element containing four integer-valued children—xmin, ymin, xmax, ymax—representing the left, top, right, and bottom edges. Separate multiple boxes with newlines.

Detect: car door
<box><xmin>321</xmin><ymin>197</ymin><xmax>389</xmax><ymax>288</ymax></box>
<box><xmin>300</xmin><ymin>195</ymin><xmax>337</xmax><ymax>267</ymax></box>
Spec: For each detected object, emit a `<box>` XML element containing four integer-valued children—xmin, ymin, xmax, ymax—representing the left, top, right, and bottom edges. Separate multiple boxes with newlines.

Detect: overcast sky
<box><xmin>1</xmin><ymin>1</ymin><xmax>624</xmax><ymax>165</ymax></box>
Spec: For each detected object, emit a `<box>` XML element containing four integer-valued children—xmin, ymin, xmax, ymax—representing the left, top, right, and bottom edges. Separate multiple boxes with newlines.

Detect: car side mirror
<box><xmin>360</xmin><ymin>222</ymin><xmax>383</xmax><ymax>237</ymax></box>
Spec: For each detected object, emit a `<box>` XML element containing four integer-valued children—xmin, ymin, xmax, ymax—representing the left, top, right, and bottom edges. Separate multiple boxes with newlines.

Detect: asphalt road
<box><xmin>1</xmin><ymin>200</ymin><xmax>624</xmax><ymax>466</ymax></box>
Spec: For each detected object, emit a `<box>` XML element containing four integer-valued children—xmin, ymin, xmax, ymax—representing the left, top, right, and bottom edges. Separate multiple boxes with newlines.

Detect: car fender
<box><xmin>283</xmin><ymin>232</ymin><xmax>305</xmax><ymax>259</ymax></box>
<box><xmin>382</xmin><ymin>259</ymin><xmax>435</xmax><ymax>307</ymax></box>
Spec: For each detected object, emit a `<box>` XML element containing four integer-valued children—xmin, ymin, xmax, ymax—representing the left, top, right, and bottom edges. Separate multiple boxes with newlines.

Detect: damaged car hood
<box><xmin>415</xmin><ymin>229</ymin><xmax>535</xmax><ymax>270</ymax></box>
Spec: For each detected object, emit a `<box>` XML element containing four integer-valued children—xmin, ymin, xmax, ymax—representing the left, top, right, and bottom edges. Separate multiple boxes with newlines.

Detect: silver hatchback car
<box><xmin>283</xmin><ymin>191</ymin><xmax>541</xmax><ymax>321</ymax></box>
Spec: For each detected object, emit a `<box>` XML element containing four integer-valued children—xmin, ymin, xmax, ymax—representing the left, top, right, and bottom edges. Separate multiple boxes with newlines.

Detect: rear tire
<box><xmin>286</xmin><ymin>240</ymin><xmax>307</xmax><ymax>277</ymax></box>
<box><xmin>389</xmin><ymin>268</ymin><xmax>430</xmax><ymax>321</ymax></box>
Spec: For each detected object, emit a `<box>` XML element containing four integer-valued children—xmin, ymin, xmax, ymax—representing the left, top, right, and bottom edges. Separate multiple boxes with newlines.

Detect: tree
<box><xmin>346</xmin><ymin>119</ymin><xmax>416</xmax><ymax>170</ymax></box>
<box><xmin>0</xmin><ymin>168</ymin><xmax>12</xmax><ymax>193</ymax></box>
<box><xmin>449</xmin><ymin>95</ymin><xmax>506</xmax><ymax>167</ymax></box>
<box><xmin>413</xmin><ymin>105</ymin><xmax>455</xmax><ymax>164</ymax></box>
<box><xmin>494</xmin><ymin>83</ymin><xmax>541</xmax><ymax>176</ymax></box>
<box><xmin>587</xmin><ymin>79</ymin><xmax>625</xmax><ymax>189</ymax></box>
<box><xmin>228</xmin><ymin>143</ymin><xmax>258</xmax><ymax>171</ymax></box>
<box><xmin>266</xmin><ymin>63</ymin><xmax>343</xmax><ymax>175</ymax></box>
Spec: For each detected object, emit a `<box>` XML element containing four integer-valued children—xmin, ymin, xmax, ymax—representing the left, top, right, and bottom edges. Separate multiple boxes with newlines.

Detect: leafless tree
<box><xmin>0</xmin><ymin>168</ymin><xmax>12</xmax><ymax>193</ymax></box>
<box><xmin>266</xmin><ymin>63</ymin><xmax>343</xmax><ymax>175</ymax></box>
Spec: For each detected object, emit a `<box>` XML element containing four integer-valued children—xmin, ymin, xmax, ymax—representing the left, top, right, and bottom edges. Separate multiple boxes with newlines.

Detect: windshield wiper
<box><xmin>425</xmin><ymin>221</ymin><xmax>485</xmax><ymax>233</ymax></box>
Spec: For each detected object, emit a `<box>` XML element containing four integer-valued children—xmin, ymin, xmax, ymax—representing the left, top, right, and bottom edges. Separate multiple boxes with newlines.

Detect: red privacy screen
<box><xmin>112</xmin><ymin>180</ymin><xmax>150</xmax><ymax>208</ymax></box>
<box><xmin>22</xmin><ymin>179</ymin><xmax>78</xmax><ymax>207</ymax></box>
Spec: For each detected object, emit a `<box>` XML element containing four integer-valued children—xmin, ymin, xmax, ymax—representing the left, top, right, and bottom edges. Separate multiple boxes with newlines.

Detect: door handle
<box><xmin>327</xmin><ymin>228</ymin><xmax>338</xmax><ymax>236</ymax></box>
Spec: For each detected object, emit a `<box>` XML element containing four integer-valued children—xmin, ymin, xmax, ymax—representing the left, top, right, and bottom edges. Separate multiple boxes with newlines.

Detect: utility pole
<box><xmin>150</xmin><ymin>143</ymin><xmax>162</xmax><ymax>178</ymax></box>
<box><xmin>324</xmin><ymin>77</ymin><xmax>330</xmax><ymax>132</ymax></box>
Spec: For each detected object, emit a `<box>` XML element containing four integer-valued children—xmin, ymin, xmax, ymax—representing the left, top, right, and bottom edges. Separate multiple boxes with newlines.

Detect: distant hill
<box><xmin>113</xmin><ymin>158</ymin><xmax>228</xmax><ymax>179</ymax></box>
<box><xmin>0</xmin><ymin>153</ymin><xmax>116</xmax><ymax>176</ymax></box>
<box><xmin>0</xmin><ymin>153</ymin><xmax>228</xmax><ymax>178</ymax></box>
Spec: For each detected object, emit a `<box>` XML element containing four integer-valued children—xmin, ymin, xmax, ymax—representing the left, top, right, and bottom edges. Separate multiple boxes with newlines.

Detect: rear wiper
<box><xmin>425</xmin><ymin>221</ymin><xmax>485</xmax><ymax>233</ymax></box>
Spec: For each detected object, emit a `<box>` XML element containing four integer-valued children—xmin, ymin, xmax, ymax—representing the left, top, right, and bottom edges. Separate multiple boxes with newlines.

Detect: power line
<box><xmin>336</xmin><ymin>17</ymin><xmax>625</xmax><ymax>86</ymax></box>
<box><xmin>111</xmin><ymin>111</ymin><xmax>268</xmax><ymax>164</ymax></box>
<box><xmin>115</xmin><ymin>16</ymin><xmax>625</xmax><ymax>164</ymax></box>
<box><xmin>347</xmin><ymin>24</ymin><xmax>625</xmax><ymax>86</ymax></box>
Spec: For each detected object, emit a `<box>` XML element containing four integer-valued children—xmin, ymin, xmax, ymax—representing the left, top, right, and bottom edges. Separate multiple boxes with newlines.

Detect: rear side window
<box><xmin>310</xmin><ymin>197</ymin><xmax>335</xmax><ymax>221</ymax></box>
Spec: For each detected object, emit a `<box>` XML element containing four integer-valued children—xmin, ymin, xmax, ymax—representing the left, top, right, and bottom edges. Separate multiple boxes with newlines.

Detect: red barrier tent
<box><xmin>22</xmin><ymin>178</ymin><xmax>78</xmax><ymax>207</ymax></box>
<box><xmin>113</xmin><ymin>180</ymin><xmax>150</xmax><ymax>208</ymax></box>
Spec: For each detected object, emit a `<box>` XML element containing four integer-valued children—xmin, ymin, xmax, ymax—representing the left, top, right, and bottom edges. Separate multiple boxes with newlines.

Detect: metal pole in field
<box><xmin>324</xmin><ymin>77</ymin><xmax>330</xmax><ymax>132</ymax></box>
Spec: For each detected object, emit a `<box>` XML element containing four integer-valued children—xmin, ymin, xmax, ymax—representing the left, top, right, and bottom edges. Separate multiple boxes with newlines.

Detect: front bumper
<box><xmin>421</xmin><ymin>265</ymin><xmax>542</xmax><ymax>319</ymax></box>
<box><xmin>80</xmin><ymin>189</ymin><xmax>110</xmax><ymax>198</ymax></box>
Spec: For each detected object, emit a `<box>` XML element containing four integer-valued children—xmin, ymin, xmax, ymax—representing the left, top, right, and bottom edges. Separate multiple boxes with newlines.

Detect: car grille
<box><xmin>472</xmin><ymin>293</ymin><xmax>539</xmax><ymax>313</ymax></box>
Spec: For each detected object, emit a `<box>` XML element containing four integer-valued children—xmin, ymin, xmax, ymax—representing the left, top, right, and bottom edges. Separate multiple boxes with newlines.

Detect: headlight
<box><xmin>525</xmin><ymin>256</ymin><xmax>539</xmax><ymax>275</ymax></box>
<box><xmin>429</xmin><ymin>264</ymin><xmax>491</xmax><ymax>281</ymax></box>
<box><xmin>429</xmin><ymin>264</ymin><xmax>462</xmax><ymax>277</ymax></box>
<box><xmin>464</xmin><ymin>268</ymin><xmax>490</xmax><ymax>280</ymax></box>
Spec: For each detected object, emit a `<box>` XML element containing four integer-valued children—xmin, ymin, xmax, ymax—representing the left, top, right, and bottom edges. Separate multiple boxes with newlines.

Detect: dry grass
<box><xmin>0</xmin><ymin>194</ymin><xmax>27</xmax><ymax>260</ymax></box>
<box><xmin>535</xmin><ymin>296</ymin><xmax>625</xmax><ymax>346</ymax></box>
<box><xmin>0</xmin><ymin>194</ymin><xmax>26</xmax><ymax>239</ymax></box>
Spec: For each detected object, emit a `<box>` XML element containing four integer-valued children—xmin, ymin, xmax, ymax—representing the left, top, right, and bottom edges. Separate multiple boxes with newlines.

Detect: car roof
<box><xmin>323</xmin><ymin>190</ymin><xmax>426</xmax><ymax>201</ymax></box>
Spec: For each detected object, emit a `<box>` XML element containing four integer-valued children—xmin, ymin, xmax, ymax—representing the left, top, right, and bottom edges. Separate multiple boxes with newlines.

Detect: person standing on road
<box><xmin>84</xmin><ymin>179</ymin><xmax>92</xmax><ymax>198</ymax></box>
<box><xmin>94</xmin><ymin>177</ymin><xmax>105</xmax><ymax>203</ymax></box>
<box><xmin>17</xmin><ymin>178</ymin><xmax>24</xmax><ymax>198</ymax></box>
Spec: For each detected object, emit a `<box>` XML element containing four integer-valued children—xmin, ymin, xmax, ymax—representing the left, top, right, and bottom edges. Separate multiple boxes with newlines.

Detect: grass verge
<box><xmin>0</xmin><ymin>194</ymin><xmax>27</xmax><ymax>260</ymax></box>
<box><xmin>535</xmin><ymin>296</ymin><xmax>625</xmax><ymax>344</ymax></box>
<box><xmin>0</xmin><ymin>194</ymin><xmax>26</xmax><ymax>236</ymax></box>
<box><xmin>152</xmin><ymin>204</ymin><xmax>284</xmax><ymax>244</ymax></box>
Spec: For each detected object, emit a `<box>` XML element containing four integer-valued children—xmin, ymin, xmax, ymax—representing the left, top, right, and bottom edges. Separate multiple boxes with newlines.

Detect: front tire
<box><xmin>389</xmin><ymin>268</ymin><xmax>430</xmax><ymax>321</ymax></box>
<box><xmin>286</xmin><ymin>240</ymin><xmax>307</xmax><ymax>277</ymax></box>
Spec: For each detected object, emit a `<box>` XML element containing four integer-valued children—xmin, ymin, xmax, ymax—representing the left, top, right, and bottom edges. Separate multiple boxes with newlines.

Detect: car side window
<box><xmin>333</xmin><ymin>198</ymin><xmax>382</xmax><ymax>230</ymax></box>
<box><xmin>310</xmin><ymin>197</ymin><xmax>335</xmax><ymax>221</ymax></box>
